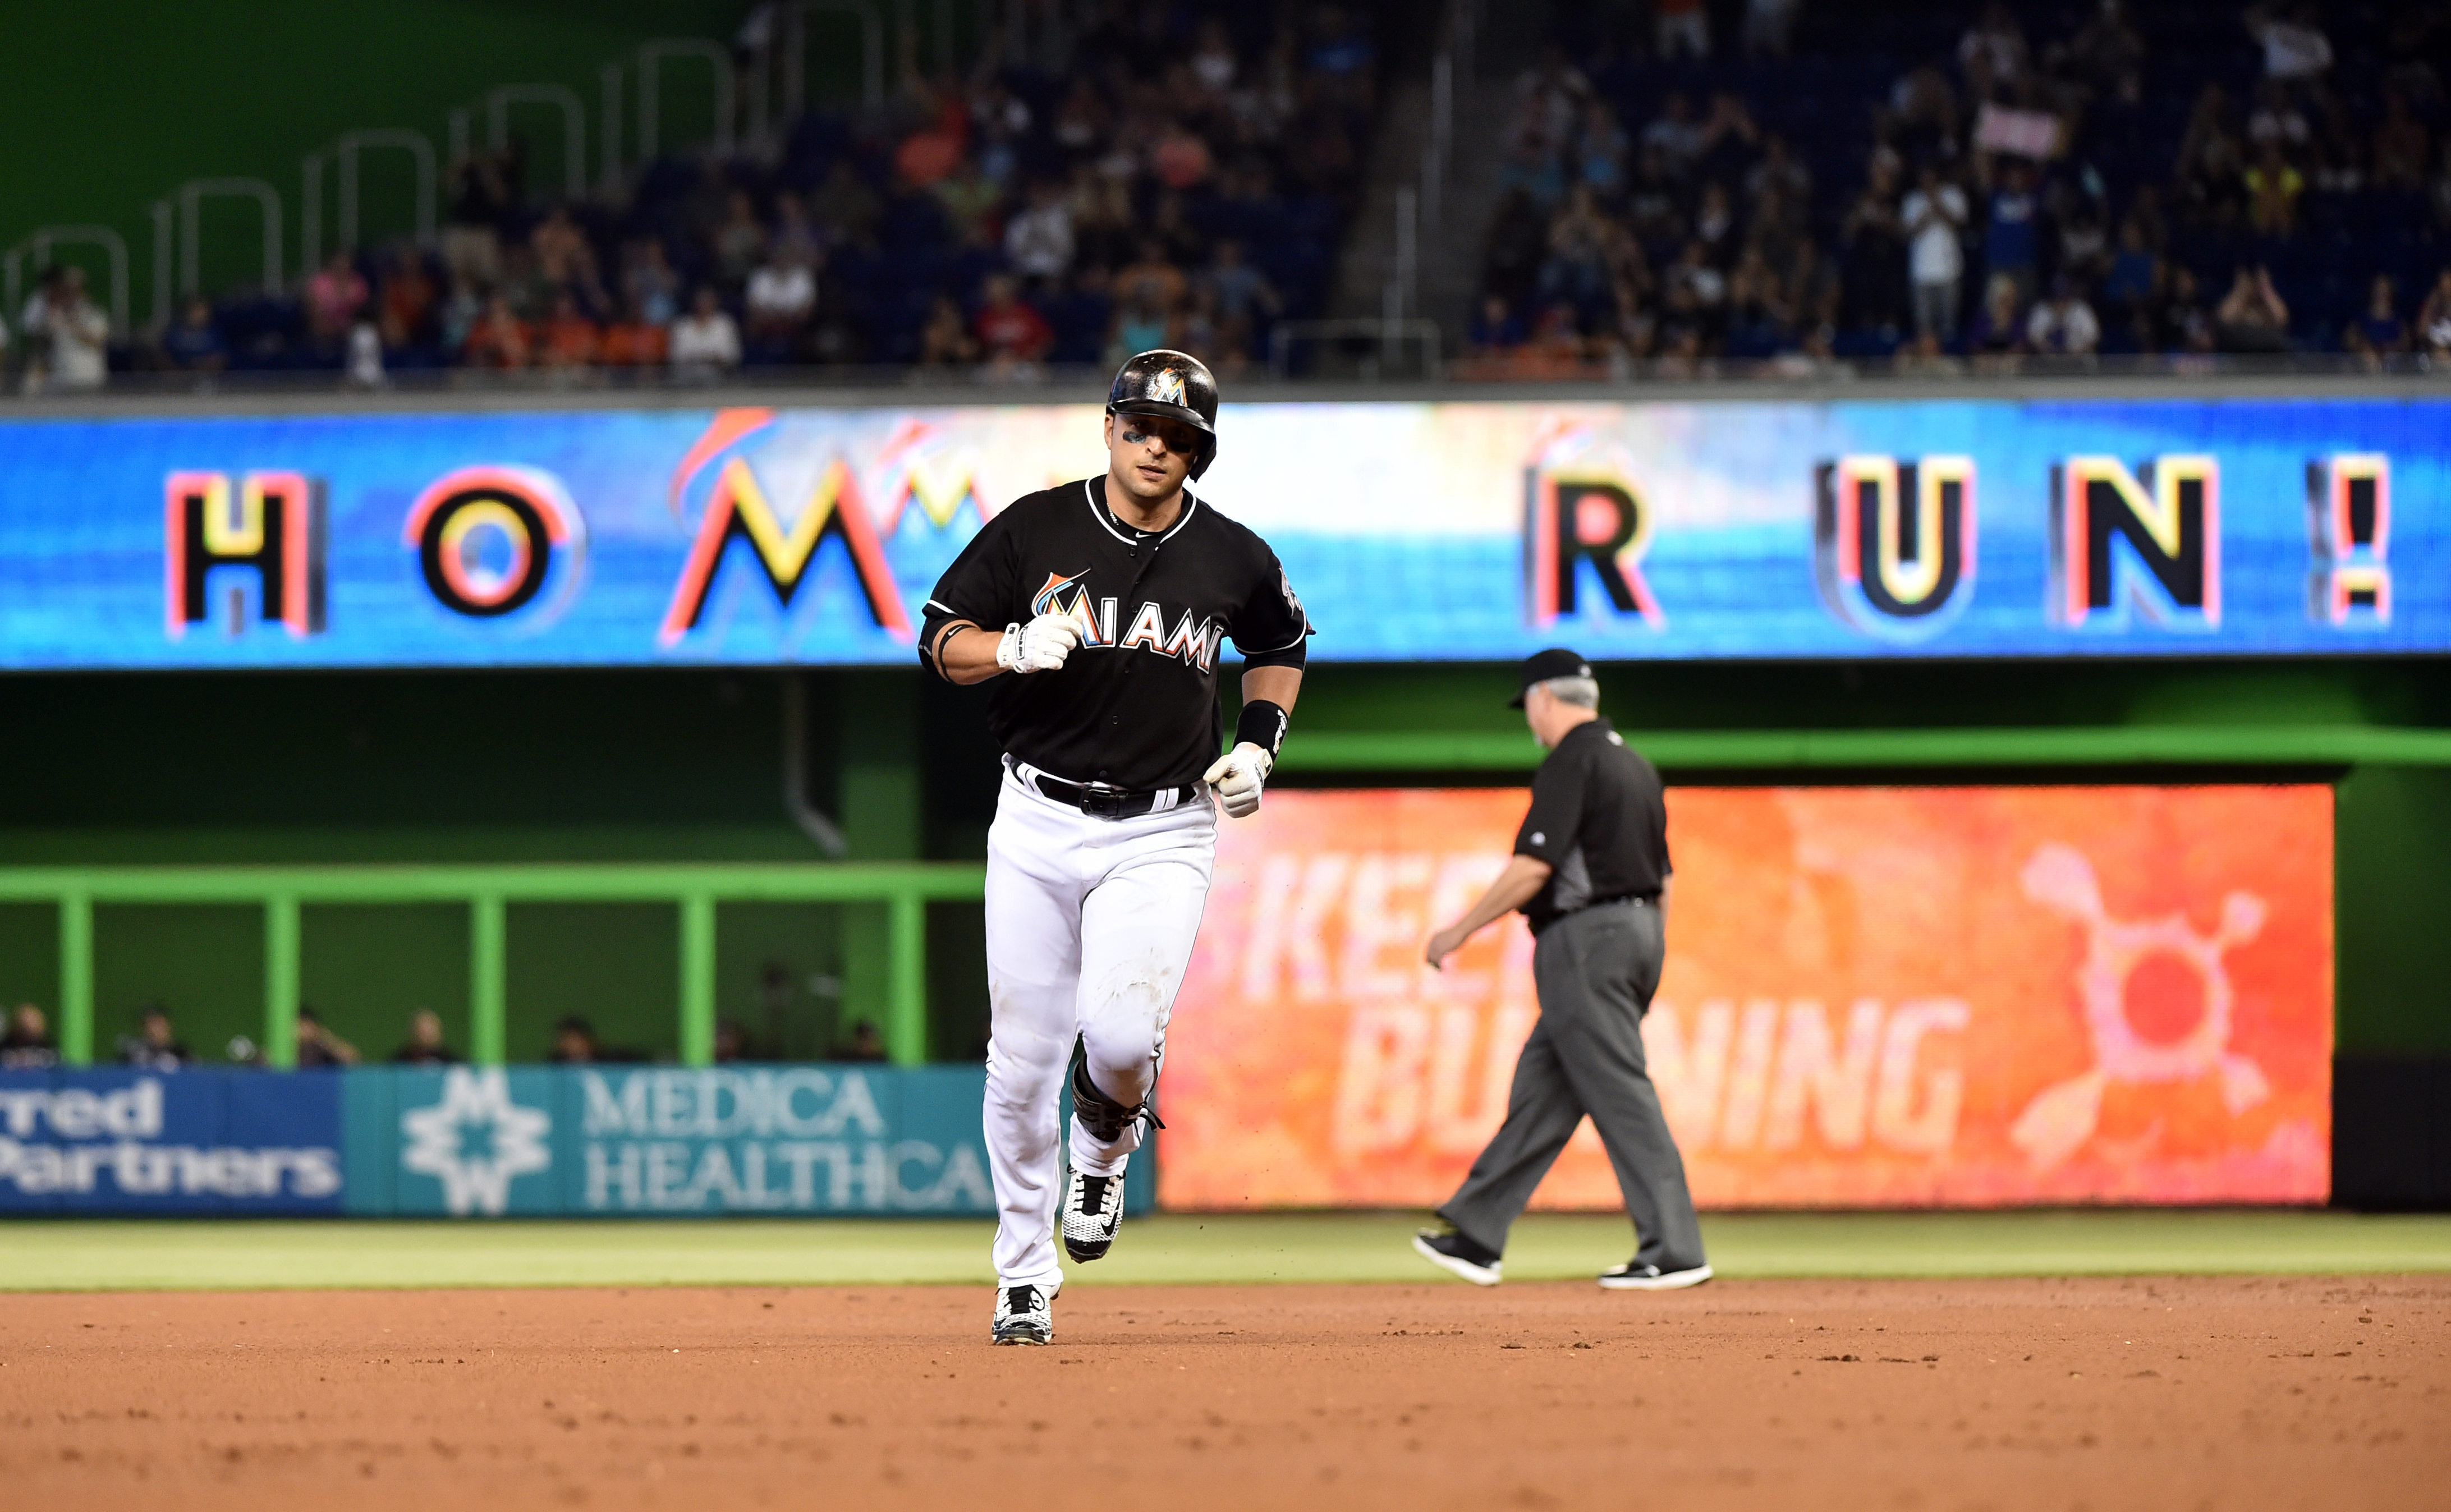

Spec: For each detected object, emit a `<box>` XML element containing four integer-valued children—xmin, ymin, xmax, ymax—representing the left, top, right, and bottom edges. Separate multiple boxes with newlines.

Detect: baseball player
<box><xmin>920</xmin><ymin>350</ymin><xmax>1311</xmax><ymax>1345</ymax></box>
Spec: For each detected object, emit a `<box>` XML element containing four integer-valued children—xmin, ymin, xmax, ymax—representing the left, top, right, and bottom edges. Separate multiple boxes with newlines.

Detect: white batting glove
<box><xmin>994</xmin><ymin>614</ymin><xmax>1080</xmax><ymax>674</ymax></box>
<box><xmin>1202</xmin><ymin>742</ymin><xmax>1273</xmax><ymax>819</ymax></box>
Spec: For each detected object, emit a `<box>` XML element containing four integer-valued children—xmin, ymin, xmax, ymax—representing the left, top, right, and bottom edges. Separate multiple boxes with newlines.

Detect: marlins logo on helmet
<box><xmin>1148</xmin><ymin>369</ymin><xmax>1187</xmax><ymax>407</ymax></box>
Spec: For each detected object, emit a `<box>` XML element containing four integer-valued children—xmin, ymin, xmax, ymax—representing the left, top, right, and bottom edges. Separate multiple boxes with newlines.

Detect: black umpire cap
<box><xmin>1107</xmin><ymin>349</ymin><xmax>1220</xmax><ymax>480</ymax></box>
<box><xmin>1509</xmin><ymin>647</ymin><xmax>1595</xmax><ymax>707</ymax></box>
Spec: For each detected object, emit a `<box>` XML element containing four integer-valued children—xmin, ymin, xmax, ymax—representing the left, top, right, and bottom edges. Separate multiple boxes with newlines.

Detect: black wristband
<box><xmin>1236</xmin><ymin>699</ymin><xmax>1290</xmax><ymax>759</ymax></box>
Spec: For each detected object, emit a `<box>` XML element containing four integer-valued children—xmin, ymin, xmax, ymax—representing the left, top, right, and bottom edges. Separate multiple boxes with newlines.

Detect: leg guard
<box><xmin>1069</xmin><ymin>1037</ymin><xmax>1163</xmax><ymax>1143</ymax></box>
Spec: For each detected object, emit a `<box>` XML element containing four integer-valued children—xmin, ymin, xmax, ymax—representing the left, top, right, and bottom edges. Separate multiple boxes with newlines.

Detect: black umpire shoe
<box><xmin>1411</xmin><ymin>1223</ymin><xmax>1503</xmax><ymax>1286</ymax></box>
<box><xmin>1598</xmin><ymin>1260</ymin><xmax>1714</xmax><ymax>1291</ymax></box>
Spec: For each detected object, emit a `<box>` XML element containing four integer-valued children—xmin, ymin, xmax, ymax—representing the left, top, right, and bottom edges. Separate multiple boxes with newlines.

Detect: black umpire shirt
<box><xmin>1513</xmin><ymin>718</ymin><xmax>1670</xmax><ymax>934</ymax></box>
<box><xmin>920</xmin><ymin>477</ymin><xmax>1311</xmax><ymax>791</ymax></box>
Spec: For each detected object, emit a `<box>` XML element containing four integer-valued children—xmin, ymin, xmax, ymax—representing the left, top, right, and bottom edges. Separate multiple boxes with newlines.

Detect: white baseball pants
<box><xmin>983</xmin><ymin>763</ymin><xmax>1216</xmax><ymax>1289</ymax></box>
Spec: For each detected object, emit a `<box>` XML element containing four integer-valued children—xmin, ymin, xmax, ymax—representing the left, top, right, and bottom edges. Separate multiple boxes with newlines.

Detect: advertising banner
<box><xmin>1161</xmin><ymin>785</ymin><xmax>2333</xmax><ymax>1210</ymax></box>
<box><xmin>0</xmin><ymin>396</ymin><xmax>2439</xmax><ymax>669</ymax></box>
<box><xmin>0</xmin><ymin>1063</ymin><xmax>1132</xmax><ymax>1219</ymax></box>
<box><xmin>343</xmin><ymin>1063</ymin><xmax>1009</xmax><ymax>1217</ymax></box>
<box><xmin>0</xmin><ymin>1068</ymin><xmax>343</xmax><ymax>1214</ymax></box>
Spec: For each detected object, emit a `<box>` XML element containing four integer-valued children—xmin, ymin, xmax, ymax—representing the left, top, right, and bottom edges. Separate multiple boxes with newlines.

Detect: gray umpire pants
<box><xmin>1438</xmin><ymin>899</ymin><xmax>1706</xmax><ymax>1271</ymax></box>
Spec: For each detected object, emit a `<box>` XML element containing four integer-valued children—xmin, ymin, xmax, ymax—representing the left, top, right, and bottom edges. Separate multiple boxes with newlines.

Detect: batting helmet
<box><xmin>1105</xmin><ymin>349</ymin><xmax>1220</xmax><ymax>480</ymax></box>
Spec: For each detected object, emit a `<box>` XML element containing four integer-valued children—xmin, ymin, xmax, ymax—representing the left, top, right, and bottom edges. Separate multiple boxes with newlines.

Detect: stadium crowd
<box><xmin>1466</xmin><ymin>1</ymin><xmax>2451</xmax><ymax>373</ymax></box>
<box><xmin>7</xmin><ymin>3</ymin><xmax>1379</xmax><ymax>389</ymax></box>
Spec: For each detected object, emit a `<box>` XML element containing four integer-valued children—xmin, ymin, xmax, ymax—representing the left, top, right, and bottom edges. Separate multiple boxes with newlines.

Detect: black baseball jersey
<box><xmin>920</xmin><ymin>477</ymin><xmax>1311</xmax><ymax>790</ymax></box>
<box><xmin>1513</xmin><ymin>719</ymin><xmax>1670</xmax><ymax>934</ymax></box>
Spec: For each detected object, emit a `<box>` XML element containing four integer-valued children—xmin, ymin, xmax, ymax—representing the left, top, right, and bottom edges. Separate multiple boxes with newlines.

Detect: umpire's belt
<box><xmin>1009</xmin><ymin>759</ymin><xmax>1202</xmax><ymax>820</ymax></box>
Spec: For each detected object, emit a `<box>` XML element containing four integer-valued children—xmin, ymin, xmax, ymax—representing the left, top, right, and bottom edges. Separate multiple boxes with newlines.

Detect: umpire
<box><xmin>1411</xmin><ymin>649</ymin><xmax>1710</xmax><ymax>1291</ymax></box>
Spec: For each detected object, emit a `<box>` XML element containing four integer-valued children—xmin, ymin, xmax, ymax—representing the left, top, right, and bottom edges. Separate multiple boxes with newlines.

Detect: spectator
<box><xmin>1895</xmin><ymin>328</ymin><xmax>1966</xmax><ymax>376</ymax></box>
<box><xmin>21</xmin><ymin>266</ymin><xmax>109</xmax><ymax>390</ymax></box>
<box><xmin>600</xmin><ymin>296</ymin><xmax>671</xmax><ymax>367</ymax></box>
<box><xmin>1641</xmin><ymin>94</ymin><xmax>1706</xmax><ymax>178</ymax></box>
<box><xmin>2245</xmin><ymin>3</ymin><xmax>2331</xmax><ymax>81</ymax></box>
<box><xmin>2215</xmin><ymin>264</ymin><xmax>2291</xmax><ymax>352</ymax></box>
<box><xmin>158</xmin><ymin>298</ymin><xmax>228</xmax><ymax>374</ymax></box>
<box><xmin>117</xmin><ymin>1005</ymin><xmax>190</xmax><ymax>1069</ymax></box>
<box><xmin>1468</xmin><ymin>294</ymin><xmax>1527</xmax><ymax>355</ymax></box>
<box><xmin>714</xmin><ymin>1019</ymin><xmax>753</xmax><ymax>1063</ymax></box>
<box><xmin>2245</xmin><ymin>140</ymin><xmax>2306</xmax><ymax>236</ymax></box>
<box><xmin>2148</xmin><ymin>264</ymin><xmax>2215</xmax><ymax>353</ymax></box>
<box><xmin>546</xmin><ymin>1016</ymin><xmax>598</xmax><ymax>1064</ymax></box>
<box><xmin>1967</xmin><ymin>272</ymin><xmax>2027</xmax><ymax>357</ymax></box>
<box><xmin>1005</xmin><ymin>178</ymin><xmax>1076</xmax><ymax>284</ymax></box>
<box><xmin>744</xmin><ymin>247</ymin><xmax>818</xmax><ymax>353</ymax></box>
<box><xmin>2343</xmin><ymin>275</ymin><xmax>2408</xmax><ymax>361</ymax></box>
<box><xmin>2175</xmin><ymin>84</ymin><xmax>2248</xmax><ymax>227</ymax></box>
<box><xmin>810</xmin><ymin>160</ymin><xmax>882</xmax><ymax>247</ymax></box>
<box><xmin>1656</xmin><ymin>0</ymin><xmax>1710</xmax><ymax>59</ymax></box>
<box><xmin>2246</xmin><ymin>80</ymin><xmax>2310</xmax><ymax>154</ymax></box>
<box><xmin>1538</xmin><ymin>185</ymin><xmax>1614</xmax><ymax>311</ymax></box>
<box><xmin>1205</xmin><ymin>240</ymin><xmax>1281</xmax><ymax>337</ymax></box>
<box><xmin>440</xmin><ymin>149</ymin><xmax>511</xmax><ymax>286</ymax></box>
<box><xmin>2058</xmin><ymin>0</ymin><xmax>2146</xmax><ymax>104</ymax></box>
<box><xmin>538</xmin><ymin>293</ymin><xmax>602</xmax><ymax>370</ymax></box>
<box><xmin>2026</xmin><ymin>278</ymin><xmax>2101</xmax><ymax>355</ymax></box>
<box><xmin>770</xmin><ymin>191</ymin><xmax>821</xmax><ymax>264</ymax></box>
<box><xmin>390</xmin><ymin>1009</ymin><xmax>462</xmax><ymax>1065</ymax></box>
<box><xmin>933</xmin><ymin>155</ymin><xmax>1003</xmax><ymax>240</ymax></box>
<box><xmin>917</xmin><ymin>293</ymin><xmax>980</xmax><ymax>367</ymax></box>
<box><xmin>668</xmin><ymin>287</ymin><xmax>742</xmax><ymax>378</ymax></box>
<box><xmin>1743</xmin><ymin>0</ymin><xmax>1801</xmax><ymax>58</ymax></box>
<box><xmin>1958</xmin><ymin>2</ymin><xmax>2031</xmax><ymax>91</ymax></box>
<box><xmin>972</xmin><ymin>274</ymin><xmax>1053</xmax><ymax>367</ymax></box>
<box><xmin>711</xmin><ymin>190</ymin><xmax>768</xmax><ymax>291</ymax></box>
<box><xmin>294</xmin><ymin>1008</ymin><xmax>360</xmax><ymax>1068</ymax></box>
<box><xmin>1574</xmin><ymin>100</ymin><xmax>1631</xmax><ymax>199</ymax></box>
<box><xmin>2101</xmin><ymin>218</ymin><xmax>2159</xmax><ymax>328</ymax></box>
<box><xmin>379</xmin><ymin>247</ymin><xmax>439</xmax><ymax>351</ymax></box>
<box><xmin>461</xmin><ymin>294</ymin><xmax>532</xmax><ymax>369</ymax></box>
<box><xmin>1114</xmin><ymin>239</ymin><xmax>1188</xmax><ymax>320</ymax></box>
<box><xmin>305</xmin><ymin>250</ymin><xmax>369</xmax><ymax>346</ymax></box>
<box><xmin>2418</xmin><ymin>268</ymin><xmax>2451</xmax><ymax>359</ymax></box>
<box><xmin>833</xmin><ymin>1019</ymin><xmax>888</xmax><ymax>1063</ymax></box>
<box><xmin>2373</xmin><ymin>91</ymin><xmax>2432</xmax><ymax>192</ymax></box>
<box><xmin>531</xmin><ymin>206</ymin><xmax>604</xmax><ymax>310</ymax></box>
<box><xmin>1902</xmin><ymin>163</ymin><xmax>1970</xmax><ymax>342</ymax></box>
<box><xmin>1839</xmin><ymin>160</ymin><xmax>1908</xmax><ymax>336</ymax></box>
<box><xmin>623</xmin><ymin>240</ymin><xmax>682</xmax><ymax>327</ymax></box>
<box><xmin>346</xmin><ymin>320</ymin><xmax>385</xmax><ymax>388</ymax></box>
<box><xmin>0</xmin><ymin>1004</ymin><xmax>57</xmax><ymax>1069</ymax></box>
<box><xmin>1983</xmin><ymin>160</ymin><xmax>2042</xmax><ymax>305</ymax></box>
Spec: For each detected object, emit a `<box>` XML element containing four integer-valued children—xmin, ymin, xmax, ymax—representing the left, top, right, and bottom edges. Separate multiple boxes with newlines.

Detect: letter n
<box><xmin>2050</xmin><ymin>455</ymin><xmax>2219</xmax><ymax>629</ymax></box>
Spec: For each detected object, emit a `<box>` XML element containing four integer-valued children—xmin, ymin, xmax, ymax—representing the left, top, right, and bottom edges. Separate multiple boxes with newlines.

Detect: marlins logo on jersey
<box><xmin>1030</xmin><ymin>567</ymin><xmax>1223</xmax><ymax>671</ymax></box>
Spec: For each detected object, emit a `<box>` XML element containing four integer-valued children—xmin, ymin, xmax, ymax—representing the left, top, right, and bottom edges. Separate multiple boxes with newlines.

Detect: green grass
<box><xmin>2</xmin><ymin>1211</ymin><xmax>2449</xmax><ymax>1292</ymax></box>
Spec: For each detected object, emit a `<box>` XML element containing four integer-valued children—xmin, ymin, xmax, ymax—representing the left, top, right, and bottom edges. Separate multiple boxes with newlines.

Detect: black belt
<box><xmin>1030</xmin><ymin>770</ymin><xmax>1200</xmax><ymax>820</ymax></box>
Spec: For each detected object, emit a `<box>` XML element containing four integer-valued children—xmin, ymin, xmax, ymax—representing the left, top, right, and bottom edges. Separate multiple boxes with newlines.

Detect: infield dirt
<box><xmin>3</xmin><ymin>1276</ymin><xmax>2444</xmax><ymax>1510</ymax></box>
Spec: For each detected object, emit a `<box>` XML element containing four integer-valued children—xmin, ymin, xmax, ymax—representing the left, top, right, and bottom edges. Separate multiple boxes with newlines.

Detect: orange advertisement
<box><xmin>1162</xmin><ymin>786</ymin><xmax>2332</xmax><ymax>1210</ymax></box>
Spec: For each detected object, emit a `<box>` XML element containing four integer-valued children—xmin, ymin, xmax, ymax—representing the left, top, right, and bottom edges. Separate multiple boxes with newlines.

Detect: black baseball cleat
<box><xmin>1061</xmin><ymin>1168</ymin><xmax>1124</xmax><ymax>1262</ymax></box>
<box><xmin>1598</xmin><ymin>1260</ymin><xmax>1714</xmax><ymax>1291</ymax></box>
<box><xmin>992</xmin><ymin>1283</ymin><xmax>1055</xmax><ymax>1345</ymax></box>
<box><xmin>1411</xmin><ymin>1223</ymin><xmax>1503</xmax><ymax>1286</ymax></box>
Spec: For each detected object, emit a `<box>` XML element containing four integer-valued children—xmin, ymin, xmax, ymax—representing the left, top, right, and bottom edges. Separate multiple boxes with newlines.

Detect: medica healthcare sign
<box><xmin>0</xmin><ymin>396</ymin><xmax>2438</xmax><ymax>668</ymax></box>
<box><xmin>1160</xmin><ymin>787</ymin><xmax>2333</xmax><ymax>1210</ymax></box>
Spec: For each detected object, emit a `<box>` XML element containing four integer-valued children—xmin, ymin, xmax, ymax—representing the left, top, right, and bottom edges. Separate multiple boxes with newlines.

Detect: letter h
<box><xmin>164</xmin><ymin>471</ymin><xmax>328</xmax><ymax>638</ymax></box>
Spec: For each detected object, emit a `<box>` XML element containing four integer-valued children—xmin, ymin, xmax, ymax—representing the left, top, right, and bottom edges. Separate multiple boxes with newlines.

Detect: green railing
<box><xmin>0</xmin><ymin>863</ymin><xmax>988</xmax><ymax>1070</ymax></box>
<box><xmin>1278</xmin><ymin>724</ymin><xmax>2451</xmax><ymax>772</ymax></box>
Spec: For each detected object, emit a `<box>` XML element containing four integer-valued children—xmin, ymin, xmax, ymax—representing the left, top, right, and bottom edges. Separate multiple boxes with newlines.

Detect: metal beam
<box><xmin>264</xmin><ymin>893</ymin><xmax>300</xmax><ymax>1068</ymax></box>
<box><xmin>678</xmin><ymin>890</ymin><xmax>718</xmax><ymax>1067</ymax></box>
<box><xmin>58</xmin><ymin>890</ymin><xmax>93</xmax><ymax>1066</ymax></box>
<box><xmin>886</xmin><ymin>891</ymin><xmax>926</xmax><ymax>1067</ymax></box>
<box><xmin>469</xmin><ymin>892</ymin><xmax>507</xmax><ymax>1066</ymax></box>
